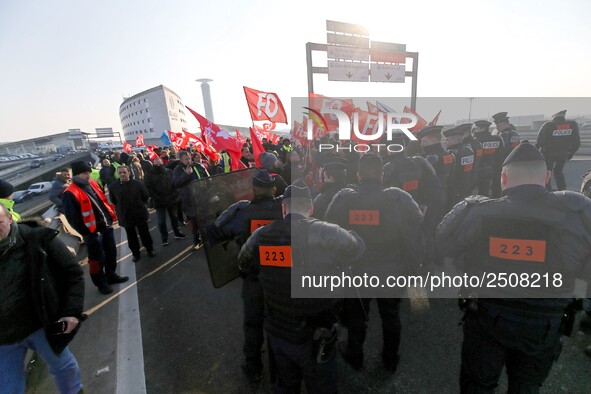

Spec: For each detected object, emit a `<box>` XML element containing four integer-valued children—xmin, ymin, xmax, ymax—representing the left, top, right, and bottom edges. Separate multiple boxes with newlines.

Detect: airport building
<box><xmin>119</xmin><ymin>85</ymin><xmax>188</xmax><ymax>146</ymax></box>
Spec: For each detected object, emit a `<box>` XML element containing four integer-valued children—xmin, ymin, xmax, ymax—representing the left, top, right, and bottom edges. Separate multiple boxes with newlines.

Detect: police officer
<box><xmin>473</xmin><ymin>120</ymin><xmax>505</xmax><ymax>197</ymax></box>
<box><xmin>417</xmin><ymin>126</ymin><xmax>455</xmax><ymax>204</ymax></box>
<box><xmin>459</xmin><ymin>123</ymin><xmax>483</xmax><ymax>194</ymax></box>
<box><xmin>313</xmin><ymin>162</ymin><xmax>347</xmax><ymax>221</ymax></box>
<box><xmin>492</xmin><ymin>111</ymin><xmax>520</xmax><ymax>158</ymax></box>
<box><xmin>208</xmin><ymin>169</ymin><xmax>283</xmax><ymax>383</ymax></box>
<box><xmin>443</xmin><ymin>127</ymin><xmax>475</xmax><ymax>207</ymax></box>
<box><xmin>536</xmin><ymin>109</ymin><xmax>580</xmax><ymax>191</ymax></box>
<box><xmin>437</xmin><ymin>141</ymin><xmax>591</xmax><ymax>393</ymax></box>
<box><xmin>326</xmin><ymin>153</ymin><xmax>424</xmax><ymax>372</ymax></box>
<box><xmin>237</xmin><ymin>183</ymin><xmax>365</xmax><ymax>393</ymax></box>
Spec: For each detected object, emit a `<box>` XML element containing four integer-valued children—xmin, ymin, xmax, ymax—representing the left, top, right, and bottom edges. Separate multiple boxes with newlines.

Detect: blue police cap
<box><xmin>252</xmin><ymin>169</ymin><xmax>275</xmax><ymax>188</ymax></box>
<box><xmin>283</xmin><ymin>182</ymin><xmax>312</xmax><ymax>201</ymax></box>
<box><xmin>552</xmin><ymin>110</ymin><xmax>567</xmax><ymax>118</ymax></box>
<box><xmin>502</xmin><ymin>140</ymin><xmax>545</xmax><ymax>166</ymax></box>
<box><xmin>492</xmin><ymin>112</ymin><xmax>509</xmax><ymax>123</ymax></box>
<box><xmin>474</xmin><ymin>120</ymin><xmax>492</xmax><ymax>129</ymax></box>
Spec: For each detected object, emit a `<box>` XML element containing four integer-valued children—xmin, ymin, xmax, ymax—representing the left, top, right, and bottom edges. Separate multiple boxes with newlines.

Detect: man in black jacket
<box><xmin>0</xmin><ymin>205</ymin><xmax>85</xmax><ymax>393</ymax></box>
<box><xmin>313</xmin><ymin>162</ymin><xmax>347</xmax><ymax>221</ymax></box>
<box><xmin>172</xmin><ymin>151</ymin><xmax>210</xmax><ymax>249</ymax></box>
<box><xmin>437</xmin><ymin>141</ymin><xmax>591</xmax><ymax>392</ymax></box>
<box><xmin>109</xmin><ymin>165</ymin><xmax>155</xmax><ymax>262</ymax></box>
<box><xmin>238</xmin><ymin>183</ymin><xmax>365</xmax><ymax>393</ymax></box>
<box><xmin>145</xmin><ymin>157</ymin><xmax>186</xmax><ymax>246</ymax></box>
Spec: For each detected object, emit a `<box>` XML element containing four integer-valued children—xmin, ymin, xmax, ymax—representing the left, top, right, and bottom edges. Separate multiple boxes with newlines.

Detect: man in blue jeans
<box><xmin>0</xmin><ymin>204</ymin><xmax>85</xmax><ymax>393</ymax></box>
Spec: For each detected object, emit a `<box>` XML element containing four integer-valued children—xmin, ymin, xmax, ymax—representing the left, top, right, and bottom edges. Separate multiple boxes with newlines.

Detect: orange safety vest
<box><xmin>65</xmin><ymin>180</ymin><xmax>117</xmax><ymax>233</ymax></box>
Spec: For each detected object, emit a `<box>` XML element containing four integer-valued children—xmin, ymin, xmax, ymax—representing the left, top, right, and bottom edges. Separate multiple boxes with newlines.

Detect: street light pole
<box><xmin>468</xmin><ymin>97</ymin><xmax>476</xmax><ymax>122</ymax></box>
<box><xmin>196</xmin><ymin>78</ymin><xmax>214</xmax><ymax>122</ymax></box>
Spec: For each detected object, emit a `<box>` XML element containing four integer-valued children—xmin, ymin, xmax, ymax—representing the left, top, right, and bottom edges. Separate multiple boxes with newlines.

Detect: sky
<box><xmin>1</xmin><ymin>0</ymin><xmax>591</xmax><ymax>142</ymax></box>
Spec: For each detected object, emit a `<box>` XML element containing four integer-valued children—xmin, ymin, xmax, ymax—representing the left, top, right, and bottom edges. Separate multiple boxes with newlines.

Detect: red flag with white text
<box><xmin>402</xmin><ymin>106</ymin><xmax>428</xmax><ymax>133</ymax></box>
<box><xmin>308</xmin><ymin>93</ymin><xmax>355</xmax><ymax>131</ymax></box>
<box><xmin>135</xmin><ymin>134</ymin><xmax>144</xmax><ymax>147</ymax></box>
<box><xmin>186</xmin><ymin>106</ymin><xmax>243</xmax><ymax>170</ymax></box>
<box><xmin>249</xmin><ymin>127</ymin><xmax>266</xmax><ymax>168</ymax></box>
<box><xmin>144</xmin><ymin>145</ymin><xmax>158</xmax><ymax>160</ymax></box>
<box><xmin>235</xmin><ymin>129</ymin><xmax>245</xmax><ymax>145</ymax></box>
<box><xmin>123</xmin><ymin>142</ymin><xmax>133</xmax><ymax>153</ymax></box>
<box><xmin>243</xmin><ymin>86</ymin><xmax>287</xmax><ymax>123</ymax></box>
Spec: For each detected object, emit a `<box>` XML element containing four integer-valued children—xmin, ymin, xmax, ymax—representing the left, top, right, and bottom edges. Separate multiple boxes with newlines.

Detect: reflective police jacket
<box><xmin>437</xmin><ymin>184</ymin><xmax>591</xmax><ymax>313</ymax></box>
<box><xmin>382</xmin><ymin>154</ymin><xmax>444</xmax><ymax>209</ymax></box>
<box><xmin>210</xmin><ymin>195</ymin><xmax>283</xmax><ymax>247</ymax></box>
<box><xmin>536</xmin><ymin>117</ymin><xmax>580</xmax><ymax>158</ymax></box>
<box><xmin>422</xmin><ymin>143</ymin><xmax>455</xmax><ymax>190</ymax></box>
<box><xmin>474</xmin><ymin>131</ymin><xmax>505</xmax><ymax>174</ymax></box>
<box><xmin>325</xmin><ymin>182</ymin><xmax>424</xmax><ymax>289</ymax></box>
<box><xmin>445</xmin><ymin>143</ymin><xmax>475</xmax><ymax>205</ymax></box>
<box><xmin>237</xmin><ymin>214</ymin><xmax>365</xmax><ymax>344</ymax></box>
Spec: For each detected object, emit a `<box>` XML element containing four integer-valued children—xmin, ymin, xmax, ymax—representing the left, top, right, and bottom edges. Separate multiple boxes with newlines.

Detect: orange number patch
<box><xmin>259</xmin><ymin>246</ymin><xmax>292</xmax><ymax>267</ymax></box>
<box><xmin>349</xmin><ymin>210</ymin><xmax>380</xmax><ymax>225</ymax></box>
<box><xmin>489</xmin><ymin>237</ymin><xmax>546</xmax><ymax>263</ymax></box>
<box><xmin>250</xmin><ymin>220</ymin><xmax>272</xmax><ymax>234</ymax></box>
<box><xmin>402</xmin><ymin>180</ymin><xmax>419</xmax><ymax>191</ymax></box>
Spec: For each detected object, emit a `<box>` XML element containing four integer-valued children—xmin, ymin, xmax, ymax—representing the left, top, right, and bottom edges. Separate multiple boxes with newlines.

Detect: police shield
<box><xmin>189</xmin><ymin>168</ymin><xmax>256</xmax><ymax>288</ymax></box>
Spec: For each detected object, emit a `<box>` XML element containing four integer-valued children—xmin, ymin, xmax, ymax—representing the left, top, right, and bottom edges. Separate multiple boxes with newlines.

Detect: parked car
<box><xmin>68</xmin><ymin>150</ymin><xmax>78</xmax><ymax>155</ymax></box>
<box><xmin>12</xmin><ymin>190</ymin><xmax>35</xmax><ymax>203</ymax></box>
<box><xmin>27</xmin><ymin>182</ymin><xmax>53</xmax><ymax>195</ymax></box>
<box><xmin>30</xmin><ymin>158</ymin><xmax>46</xmax><ymax>168</ymax></box>
<box><xmin>53</xmin><ymin>154</ymin><xmax>65</xmax><ymax>161</ymax></box>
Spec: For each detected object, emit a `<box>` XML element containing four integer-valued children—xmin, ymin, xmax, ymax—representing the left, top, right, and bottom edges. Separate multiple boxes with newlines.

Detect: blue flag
<box><xmin>160</xmin><ymin>131</ymin><xmax>171</xmax><ymax>146</ymax></box>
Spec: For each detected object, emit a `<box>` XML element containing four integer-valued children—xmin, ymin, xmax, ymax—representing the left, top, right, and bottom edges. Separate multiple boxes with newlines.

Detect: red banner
<box><xmin>235</xmin><ymin>129</ymin><xmax>245</xmax><ymax>145</ymax></box>
<box><xmin>402</xmin><ymin>106</ymin><xmax>427</xmax><ymax>132</ymax></box>
<box><xmin>249</xmin><ymin>127</ymin><xmax>266</xmax><ymax>168</ymax></box>
<box><xmin>135</xmin><ymin>134</ymin><xmax>144</xmax><ymax>147</ymax></box>
<box><xmin>243</xmin><ymin>86</ymin><xmax>287</xmax><ymax>123</ymax></box>
<box><xmin>429</xmin><ymin>110</ymin><xmax>442</xmax><ymax>126</ymax></box>
<box><xmin>186</xmin><ymin>106</ymin><xmax>243</xmax><ymax>170</ymax></box>
<box><xmin>123</xmin><ymin>142</ymin><xmax>133</xmax><ymax>153</ymax></box>
<box><xmin>308</xmin><ymin>93</ymin><xmax>355</xmax><ymax>131</ymax></box>
<box><xmin>144</xmin><ymin>145</ymin><xmax>158</xmax><ymax>160</ymax></box>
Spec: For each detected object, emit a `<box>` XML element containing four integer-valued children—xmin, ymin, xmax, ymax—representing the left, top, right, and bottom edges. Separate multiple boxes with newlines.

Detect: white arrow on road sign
<box><xmin>328</xmin><ymin>60</ymin><xmax>369</xmax><ymax>82</ymax></box>
<box><xmin>370</xmin><ymin>63</ymin><xmax>405</xmax><ymax>83</ymax></box>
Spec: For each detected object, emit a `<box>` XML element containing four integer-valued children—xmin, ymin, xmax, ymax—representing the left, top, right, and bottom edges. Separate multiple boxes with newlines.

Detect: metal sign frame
<box><xmin>305</xmin><ymin>42</ymin><xmax>419</xmax><ymax>110</ymax></box>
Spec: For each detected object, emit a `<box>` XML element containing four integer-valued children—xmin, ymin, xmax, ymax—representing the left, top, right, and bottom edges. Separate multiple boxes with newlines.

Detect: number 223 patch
<box><xmin>259</xmin><ymin>246</ymin><xmax>293</xmax><ymax>267</ymax></box>
<box><xmin>489</xmin><ymin>237</ymin><xmax>546</xmax><ymax>263</ymax></box>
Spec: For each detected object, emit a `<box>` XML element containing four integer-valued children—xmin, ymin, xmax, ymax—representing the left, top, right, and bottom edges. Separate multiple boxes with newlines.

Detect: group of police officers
<box><xmin>204</xmin><ymin>109</ymin><xmax>586</xmax><ymax>393</ymax></box>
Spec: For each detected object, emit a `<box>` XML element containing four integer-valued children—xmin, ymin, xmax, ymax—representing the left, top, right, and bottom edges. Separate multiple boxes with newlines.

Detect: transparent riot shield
<box><xmin>189</xmin><ymin>168</ymin><xmax>256</xmax><ymax>288</ymax></box>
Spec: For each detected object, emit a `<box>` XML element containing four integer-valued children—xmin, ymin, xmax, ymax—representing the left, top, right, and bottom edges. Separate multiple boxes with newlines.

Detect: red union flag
<box><xmin>123</xmin><ymin>142</ymin><xmax>133</xmax><ymax>152</ymax></box>
<box><xmin>292</xmin><ymin>120</ymin><xmax>306</xmax><ymax>143</ymax></box>
<box><xmin>308</xmin><ymin>93</ymin><xmax>355</xmax><ymax>131</ymax></box>
<box><xmin>188</xmin><ymin>133</ymin><xmax>219</xmax><ymax>162</ymax></box>
<box><xmin>429</xmin><ymin>110</ymin><xmax>442</xmax><ymax>126</ymax></box>
<box><xmin>249</xmin><ymin>127</ymin><xmax>266</xmax><ymax>168</ymax></box>
<box><xmin>402</xmin><ymin>106</ymin><xmax>427</xmax><ymax>133</ymax></box>
<box><xmin>235</xmin><ymin>129</ymin><xmax>245</xmax><ymax>144</ymax></box>
<box><xmin>351</xmin><ymin>108</ymin><xmax>382</xmax><ymax>143</ymax></box>
<box><xmin>169</xmin><ymin>130</ymin><xmax>189</xmax><ymax>149</ymax></box>
<box><xmin>243</xmin><ymin>86</ymin><xmax>287</xmax><ymax>123</ymax></box>
<box><xmin>145</xmin><ymin>145</ymin><xmax>158</xmax><ymax>160</ymax></box>
<box><xmin>135</xmin><ymin>134</ymin><xmax>145</xmax><ymax>147</ymax></box>
<box><xmin>262</xmin><ymin>121</ymin><xmax>276</xmax><ymax>131</ymax></box>
<box><xmin>186</xmin><ymin>106</ymin><xmax>243</xmax><ymax>170</ymax></box>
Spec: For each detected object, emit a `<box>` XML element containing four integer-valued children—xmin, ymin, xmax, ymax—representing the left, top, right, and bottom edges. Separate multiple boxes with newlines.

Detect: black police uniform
<box><xmin>325</xmin><ymin>156</ymin><xmax>424</xmax><ymax>371</ymax></box>
<box><xmin>237</xmin><ymin>185</ymin><xmax>365</xmax><ymax>393</ymax></box>
<box><xmin>443</xmin><ymin>128</ymin><xmax>475</xmax><ymax>208</ymax></box>
<box><xmin>536</xmin><ymin>110</ymin><xmax>580</xmax><ymax>191</ymax></box>
<box><xmin>458</xmin><ymin>124</ymin><xmax>483</xmax><ymax>194</ymax></box>
<box><xmin>473</xmin><ymin>120</ymin><xmax>505</xmax><ymax>197</ymax></box>
<box><xmin>209</xmin><ymin>169</ymin><xmax>283</xmax><ymax>381</ymax></box>
<box><xmin>493</xmin><ymin>112</ymin><xmax>521</xmax><ymax>159</ymax></box>
<box><xmin>418</xmin><ymin>126</ymin><xmax>456</xmax><ymax>202</ymax></box>
<box><xmin>437</xmin><ymin>142</ymin><xmax>591</xmax><ymax>393</ymax></box>
<box><xmin>383</xmin><ymin>153</ymin><xmax>446</xmax><ymax>268</ymax></box>
<box><xmin>313</xmin><ymin>162</ymin><xmax>347</xmax><ymax>221</ymax></box>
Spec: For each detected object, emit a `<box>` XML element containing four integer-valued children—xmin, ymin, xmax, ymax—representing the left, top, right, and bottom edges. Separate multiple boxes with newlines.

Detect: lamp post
<box><xmin>468</xmin><ymin>97</ymin><xmax>476</xmax><ymax>122</ymax></box>
<box><xmin>196</xmin><ymin>78</ymin><xmax>214</xmax><ymax>122</ymax></box>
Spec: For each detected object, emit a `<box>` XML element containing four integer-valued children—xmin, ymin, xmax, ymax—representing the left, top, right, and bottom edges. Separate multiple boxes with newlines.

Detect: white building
<box><xmin>119</xmin><ymin>85</ymin><xmax>188</xmax><ymax>146</ymax></box>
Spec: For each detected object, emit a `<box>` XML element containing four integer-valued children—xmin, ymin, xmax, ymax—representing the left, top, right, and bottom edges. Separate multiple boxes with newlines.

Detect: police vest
<box><xmin>424</xmin><ymin>148</ymin><xmax>454</xmax><ymax>188</ymax></box>
<box><xmin>383</xmin><ymin>157</ymin><xmax>422</xmax><ymax>202</ymax></box>
<box><xmin>256</xmin><ymin>218</ymin><xmax>337</xmax><ymax>343</ymax></box>
<box><xmin>64</xmin><ymin>181</ymin><xmax>117</xmax><ymax>233</ymax></box>
<box><xmin>476</xmin><ymin>132</ymin><xmax>503</xmax><ymax>170</ymax></box>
